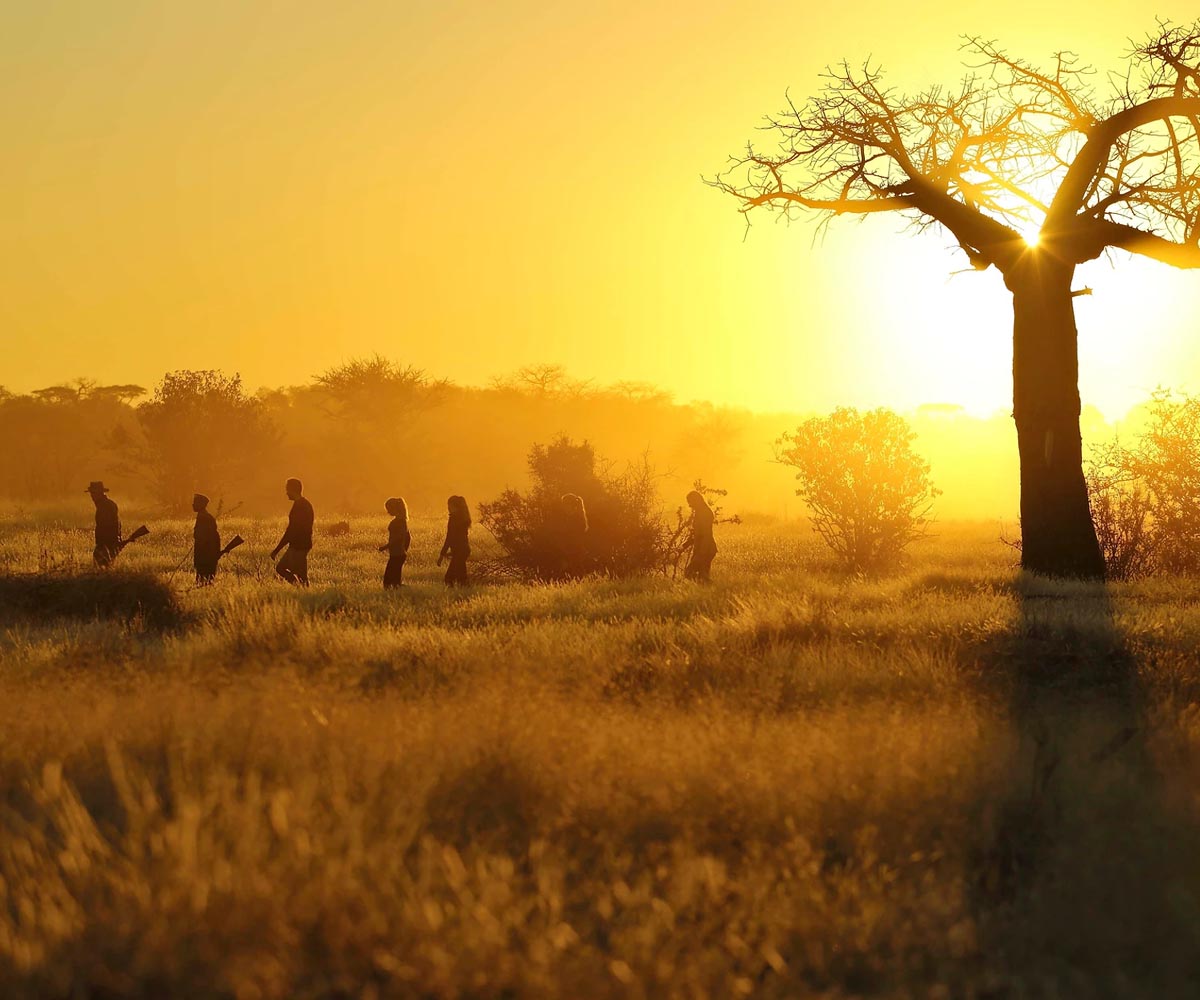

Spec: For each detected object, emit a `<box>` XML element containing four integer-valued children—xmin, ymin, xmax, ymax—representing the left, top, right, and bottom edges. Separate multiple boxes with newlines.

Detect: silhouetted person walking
<box><xmin>271</xmin><ymin>477</ymin><xmax>314</xmax><ymax>586</ymax></box>
<box><xmin>192</xmin><ymin>493</ymin><xmax>221</xmax><ymax>585</ymax></box>
<box><xmin>437</xmin><ymin>495</ymin><xmax>471</xmax><ymax>587</ymax></box>
<box><xmin>87</xmin><ymin>481</ymin><xmax>121</xmax><ymax>568</ymax></box>
<box><xmin>379</xmin><ymin>497</ymin><xmax>411</xmax><ymax>588</ymax></box>
<box><xmin>684</xmin><ymin>490</ymin><xmax>717</xmax><ymax>582</ymax></box>
<box><xmin>558</xmin><ymin>492</ymin><xmax>590</xmax><ymax>578</ymax></box>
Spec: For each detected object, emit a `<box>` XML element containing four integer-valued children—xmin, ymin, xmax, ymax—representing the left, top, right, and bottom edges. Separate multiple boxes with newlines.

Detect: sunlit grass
<box><xmin>1</xmin><ymin>514</ymin><xmax>1199</xmax><ymax>995</ymax></box>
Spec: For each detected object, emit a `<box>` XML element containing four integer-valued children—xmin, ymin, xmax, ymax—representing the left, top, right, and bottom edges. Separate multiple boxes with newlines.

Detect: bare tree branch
<box><xmin>1095</xmin><ymin>218</ymin><xmax>1200</xmax><ymax>267</ymax></box>
<box><xmin>713</xmin><ymin>21</ymin><xmax>1200</xmax><ymax>278</ymax></box>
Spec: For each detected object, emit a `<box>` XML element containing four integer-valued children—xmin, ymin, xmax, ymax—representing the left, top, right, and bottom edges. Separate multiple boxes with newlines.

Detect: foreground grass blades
<box><xmin>2</xmin><ymin>517</ymin><xmax>1200</xmax><ymax>996</ymax></box>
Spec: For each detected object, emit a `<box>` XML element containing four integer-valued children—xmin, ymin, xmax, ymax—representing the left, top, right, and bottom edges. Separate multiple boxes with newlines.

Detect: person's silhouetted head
<box><xmin>85</xmin><ymin>481</ymin><xmax>111</xmax><ymax>508</ymax></box>
<box><xmin>192</xmin><ymin>493</ymin><xmax>209</xmax><ymax>513</ymax></box>
<box><xmin>385</xmin><ymin>497</ymin><xmax>408</xmax><ymax>520</ymax></box>
<box><xmin>686</xmin><ymin>490</ymin><xmax>711</xmax><ymax>513</ymax></box>
<box><xmin>561</xmin><ymin>493</ymin><xmax>589</xmax><ymax>532</ymax></box>
<box><xmin>447</xmin><ymin>495</ymin><xmax>471</xmax><ymax>527</ymax></box>
<box><xmin>286</xmin><ymin>478</ymin><xmax>303</xmax><ymax>501</ymax></box>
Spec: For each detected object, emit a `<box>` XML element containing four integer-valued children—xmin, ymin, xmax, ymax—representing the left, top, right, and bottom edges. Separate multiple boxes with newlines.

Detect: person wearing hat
<box><xmin>86</xmin><ymin>481</ymin><xmax>122</xmax><ymax>568</ymax></box>
<box><xmin>270</xmin><ymin>477</ymin><xmax>314</xmax><ymax>586</ymax></box>
<box><xmin>378</xmin><ymin>496</ymin><xmax>411</xmax><ymax>589</ymax></box>
<box><xmin>192</xmin><ymin>493</ymin><xmax>221</xmax><ymax>585</ymax></box>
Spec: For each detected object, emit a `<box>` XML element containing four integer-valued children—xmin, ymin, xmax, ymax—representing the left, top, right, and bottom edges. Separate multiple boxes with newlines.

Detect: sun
<box><xmin>1021</xmin><ymin>229</ymin><xmax>1041</xmax><ymax>248</ymax></box>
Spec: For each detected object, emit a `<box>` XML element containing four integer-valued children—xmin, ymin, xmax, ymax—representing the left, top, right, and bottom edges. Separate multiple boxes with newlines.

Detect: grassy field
<box><xmin>3</xmin><ymin>511</ymin><xmax>1200</xmax><ymax>997</ymax></box>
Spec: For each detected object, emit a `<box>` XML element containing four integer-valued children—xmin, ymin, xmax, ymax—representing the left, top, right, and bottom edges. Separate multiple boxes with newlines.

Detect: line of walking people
<box><xmin>85</xmin><ymin>477</ymin><xmax>716</xmax><ymax>587</ymax></box>
<box><xmin>86</xmin><ymin>478</ymin><xmax>473</xmax><ymax>588</ymax></box>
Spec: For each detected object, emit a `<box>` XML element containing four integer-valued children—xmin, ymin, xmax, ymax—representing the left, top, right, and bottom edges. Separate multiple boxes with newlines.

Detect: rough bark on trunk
<box><xmin>1007</xmin><ymin>251</ymin><xmax>1105</xmax><ymax>579</ymax></box>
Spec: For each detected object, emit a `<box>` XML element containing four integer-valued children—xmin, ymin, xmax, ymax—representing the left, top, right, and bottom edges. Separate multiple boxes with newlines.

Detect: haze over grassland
<box><xmin>0</xmin><ymin>363</ymin><xmax>1157</xmax><ymax>523</ymax></box>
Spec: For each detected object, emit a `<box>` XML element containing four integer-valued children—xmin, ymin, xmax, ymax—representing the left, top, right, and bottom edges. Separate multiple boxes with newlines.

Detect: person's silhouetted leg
<box><xmin>383</xmin><ymin>554</ymin><xmax>405</xmax><ymax>588</ymax></box>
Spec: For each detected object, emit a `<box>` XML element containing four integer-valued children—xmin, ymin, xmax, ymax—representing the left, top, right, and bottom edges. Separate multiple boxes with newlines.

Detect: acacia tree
<box><xmin>135</xmin><ymin>370</ymin><xmax>278</xmax><ymax>511</ymax></box>
<box><xmin>713</xmin><ymin>23</ymin><xmax>1200</xmax><ymax>578</ymax></box>
<box><xmin>307</xmin><ymin>356</ymin><xmax>447</xmax><ymax>509</ymax></box>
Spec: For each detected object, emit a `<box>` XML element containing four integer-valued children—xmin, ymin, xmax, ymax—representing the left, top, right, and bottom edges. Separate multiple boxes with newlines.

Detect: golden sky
<box><xmin>3</xmin><ymin>1</ymin><xmax>1198</xmax><ymax>418</ymax></box>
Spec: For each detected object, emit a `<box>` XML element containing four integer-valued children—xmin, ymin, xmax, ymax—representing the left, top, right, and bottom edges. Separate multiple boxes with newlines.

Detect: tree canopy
<box><xmin>712</xmin><ymin>22</ymin><xmax>1200</xmax><ymax>278</ymax></box>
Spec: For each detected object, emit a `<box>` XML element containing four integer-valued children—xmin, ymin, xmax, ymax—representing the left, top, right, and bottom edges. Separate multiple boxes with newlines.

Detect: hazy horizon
<box><xmin>3</xmin><ymin>361</ymin><xmax>1182</xmax><ymax>428</ymax></box>
<box><xmin>0</xmin><ymin>359</ymin><xmax>1175</xmax><ymax>523</ymax></box>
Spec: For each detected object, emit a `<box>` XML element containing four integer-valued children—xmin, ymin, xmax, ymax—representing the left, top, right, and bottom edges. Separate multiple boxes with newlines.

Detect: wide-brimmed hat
<box><xmin>85</xmin><ymin>481</ymin><xmax>109</xmax><ymax>494</ymax></box>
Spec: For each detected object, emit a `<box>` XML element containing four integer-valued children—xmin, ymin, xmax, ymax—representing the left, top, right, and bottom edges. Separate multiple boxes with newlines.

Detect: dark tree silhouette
<box><xmin>313</xmin><ymin>356</ymin><xmax>447</xmax><ymax>419</ymax></box>
<box><xmin>490</xmin><ymin>363</ymin><xmax>595</xmax><ymax>399</ymax></box>
<box><xmin>135</xmin><ymin>370</ymin><xmax>278</xmax><ymax>511</ymax></box>
<box><xmin>0</xmin><ymin>380</ymin><xmax>143</xmax><ymax>500</ymax></box>
<box><xmin>308</xmin><ymin>356</ymin><xmax>446</xmax><ymax>510</ymax></box>
<box><xmin>713</xmin><ymin>23</ymin><xmax>1200</xmax><ymax>579</ymax></box>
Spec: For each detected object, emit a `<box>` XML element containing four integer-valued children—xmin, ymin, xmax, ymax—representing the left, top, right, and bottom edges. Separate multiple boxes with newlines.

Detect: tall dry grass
<box><xmin>2</xmin><ymin>513</ymin><xmax>1200</xmax><ymax>996</ymax></box>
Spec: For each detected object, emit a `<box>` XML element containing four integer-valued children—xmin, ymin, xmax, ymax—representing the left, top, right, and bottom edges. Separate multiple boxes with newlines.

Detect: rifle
<box><xmin>118</xmin><ymin>525</ymin><xmax>150</xmax><ymax>551</ymax></box>
<box><xmin>217</xmin><ymin>535</ymin><xmax>244</xmax><ymax>560</ymax></box>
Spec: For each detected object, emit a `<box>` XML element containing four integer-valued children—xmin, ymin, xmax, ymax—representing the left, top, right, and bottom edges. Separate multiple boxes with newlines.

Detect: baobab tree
<box><xmin>713</xmin><ymin>22</ymin><xmax>1200</xmax><ymax>578</ymax></box>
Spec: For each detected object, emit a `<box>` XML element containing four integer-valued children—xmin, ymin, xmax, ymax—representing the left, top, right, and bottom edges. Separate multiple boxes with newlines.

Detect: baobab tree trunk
<box><xmin>1007</xmin><ymin>252</ymin><xmax>1105</xmax><ymax>579</ymax></box>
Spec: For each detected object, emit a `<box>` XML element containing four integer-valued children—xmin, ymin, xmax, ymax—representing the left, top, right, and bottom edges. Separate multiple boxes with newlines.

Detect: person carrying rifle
<box><xmin>192</xmin><ymin>493</ymin><xmax>221</xmax><ymax>585</ymax></box>
<box><xmin>86</xmin><ymin>481</ymin><xmax>122</xmax><ymax>567</ymax></box>
<box><xmin>271</xmin><ymin>477</ymin><xmax>314</xmax><ymax>586</ymax></box>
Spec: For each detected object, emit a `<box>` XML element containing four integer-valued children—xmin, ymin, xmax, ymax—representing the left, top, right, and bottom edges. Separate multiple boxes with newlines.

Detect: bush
<box><xmin>1085</xmin><ymin>450</ymin><xmax>1158</xmax><ymax>581</ymax></box>
<box><xmin>776</xmin><ymin>408</ymin><xmax>939</xmax><ymax>571</ymax></box>
<box><xmin>1087</xmin><ymin>390</ymin><xmax>1200</xmax><ymax>578</ymax></box>
<box><xmin>0</xmin><ymin>572</ymin><xmax>185</xmax><ymax>630</ymax></box>
<box><xmin>479</xmin><ymin>437</ymin><xmax>667</xmax><ymax>579</ymax></box>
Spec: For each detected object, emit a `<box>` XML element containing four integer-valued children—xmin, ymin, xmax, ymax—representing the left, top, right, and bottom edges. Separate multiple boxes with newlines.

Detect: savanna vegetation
<box><xmin>0</xmin><ymin>361</ymin><xmax>1076</xmax><ymax>523</ymax></box>
<box><xmin>7</xmin><ymin>367</ymin><xmax>1200</xmax><ymax>995</ymax></box>
<box><xmin>1087</xmin><ymin>390</ymin><xmax>1200</xmax><ymax>580</ymax></box>
<box><xmin>3</xmin><ymin>513</ymin><xmax>1200</xmax><ymax>996</ymax></box>
<box><xmin>776</xmin><ymin>408</ymin><xmax>940</xmax><ymax>571</ymax></box>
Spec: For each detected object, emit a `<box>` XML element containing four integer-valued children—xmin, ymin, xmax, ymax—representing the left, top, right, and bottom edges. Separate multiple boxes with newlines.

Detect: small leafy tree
<box><xmin>135</xmin><ymin>370</ymin><xmax>278</xmax><ymax>511</ymax></box>
<box><xmin>777</xmin><ymin>408</ymin><xmax>939</xmax><ymax>571</ymax></box>
<box><xmin>1085</xmin><ymin>450</ymin><xmax>1157</xmax><ymax>580</ymax></box>
<box><xmin>313</xmin><ymin>356</ymin><xmax>446</xmax><ymax>418</ymax></box>
<box><xmin>1087</xmin><ymin>390</ymin><xmax>1200</xmax><ymax>577</ymax></box>
<box><xmin>479</xmin><ymin>436</ymin><xmax>667</xmax><ymax>579</ymax></box>
<box><xmin>0</xmin><ymin>380</ymin><xmax>143</xmax><ymax>500</ymax></box>
<box><xmin>307</xmin><ymin>356</ymin><xmax>446</xmax><ymax>509</ymax></box>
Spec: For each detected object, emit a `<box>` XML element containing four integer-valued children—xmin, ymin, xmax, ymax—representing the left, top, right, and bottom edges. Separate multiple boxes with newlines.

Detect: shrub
<box><xmin>1085</xmin><ymin>447</ymin><xmax>1158</xmax><ymax>581</ymax></box>
<box><xmin>479</xmin><ymin>437</ymin><xmax>667</xmax><ymax>579</ymax></box>
<box><xmin>776</xmin><ymin>408</ymin><xmax>939</xmax><ymax>571</ymax></box>
<box><xmin>1086</xmin><ymin>390</ymin><xmax>1200</xmax><ymax>578</ymax></box>
<box><xmin>0</xmin><ymin>572</ymin><xmax>185</xmax><ymax>630</ymax></box>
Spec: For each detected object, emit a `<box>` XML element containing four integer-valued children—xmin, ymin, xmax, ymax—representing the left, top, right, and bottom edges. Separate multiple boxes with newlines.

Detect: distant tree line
<box><xmin>0</xmin><ymin>360</ymin><xmax>768</xmax><ymax>516</ymax></box>
<box><xmin>0</xmin><ymin>359</ymin><xmax>1153</xmax><ymax>528</ymax></box>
